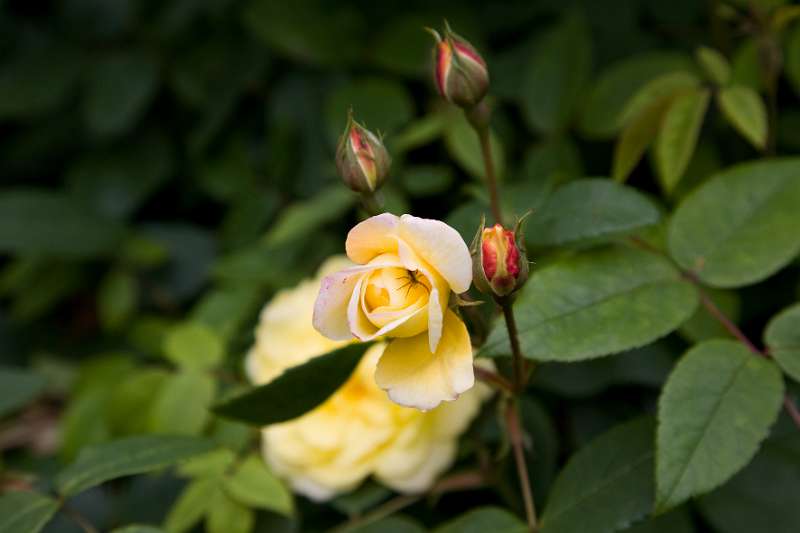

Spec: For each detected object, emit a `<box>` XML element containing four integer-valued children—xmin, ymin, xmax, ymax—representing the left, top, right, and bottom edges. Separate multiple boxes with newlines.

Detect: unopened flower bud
<box><xmin>336</xmin><ymin>113</ymin><xmax>391</xmax><ymax>194</ymax></box>
<box><xmin>428</xmin><ymin>22</ymin><xmax>489</xmax><ymax>109</ymax></box>
<box><xmin>471</xmin><ymin>219</ymin><xmax>528</xmax><ymax>298</ymax></box>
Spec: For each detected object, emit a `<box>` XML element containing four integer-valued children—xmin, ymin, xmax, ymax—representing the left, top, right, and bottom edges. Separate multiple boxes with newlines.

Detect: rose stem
<box><xmin>470</xmin><ymin>106</ymin><xmax>538</xmax><ymax>531</ymax></box>
<box><xmin>476</xmin><ymin>127</ymin><xmax>504</xmax><ymax>226</ymax></box>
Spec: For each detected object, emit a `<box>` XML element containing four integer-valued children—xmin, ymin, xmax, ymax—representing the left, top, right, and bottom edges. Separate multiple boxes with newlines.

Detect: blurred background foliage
<box><xmin>2</xmin><ymin>0</ymin><xmax>800</xmax><ymax>531</ymax></box>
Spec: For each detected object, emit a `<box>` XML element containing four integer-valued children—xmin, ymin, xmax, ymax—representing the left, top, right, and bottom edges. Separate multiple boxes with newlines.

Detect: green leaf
<box><xmin>480</xmin><ymin>247</ymin><xmax>698</xmax><ymax>362</ymax></box>
<box><xmin>98</xmin><ymin>270</ymin><xmax>138</xmax><ymax>331</ymax></box>
<box><xmin>207</xmin><ymin>490</ymin><xmax>254</xmax><ymax>533</ymax></box>
<box><xmin>443</xmin><ymin>110</ymin><xmax>505</xmax><ymax>181</ymax></box>
<box><xmin>107</xmin><ymin>368</ymin><xmax>169</xmax><ymax>435</ymax></box>
<box><xmin>521</xmin><ymin>13</ymin><xmax>592</xmax><ymax>133</ymax></box>
<box><xmin>213</xmin><ymin>342</ymin><xmax>372</xmax><ymax>425</ymax></box>
<box><xmin>331</xmin><ymin>482</ymin><xmax>392</xmax><ymax>517</ymax></box>
<box><xmin>223</xmin><ymin>455</ymin><xmax>293</xmax><ymax>516</ymax></box>
<box><xmin>717</xmin><ymin>86</ymin><xmax>768</xmax><ymax>151</ymax></box>
<box><xmin>612</xmin><ymin>95</ymin><xmax>673</xmax><ymax>183</ymax></box>
<box><xmin>667</xmin><ymin>158</ymin><xmax>800</xmax><ymax>287</ymax></box>
<box><xmin>149</xmin><ymin>372</ymin><xmax>216</xmax><ymax>435</ymax></box>
<box><xmin>0</xmin><ymin>491</ymin><xmax>59</xmax><ymax>533</ymax></box>
<box><xmin>765</xmin><ymin>303</ymin><xmax>800</xmax><ymax>382</ymax></box>
<box><xmin>696</xmin><ymin>47</ymin><xmax>731</xmax><ymax>85</ymax></box>
<box><xmin>655</xmin><ymin>89</ymin><xmax>710</xmax><ymax>193</ymax></box>
<box><xmin>164</xmin><ymin>478</ymin><xmax>217</xmax><ymax>533</ymax></box>
<box><xmin>0</xmin><ymin>189</ymin><xmax>124</xmax><ymax>258</ymax></box>
<box><xmin>655</xmin><ymin>340</ymin><xmax>784</xmax><ymax>511</ymax></box>
<box><xmin>540</xmin><ymin>417</ymin><xmax>655</xmax><ymax>533</ymax></box>
<box><xmin>324</xmin><ymin>78</ymin><xmax>413</xmax><ymax>145</ymax></box>
<box><xmin>350</xmin><ymin>516</ymin><xmax>425</xmax><ymax>533</ymax></box>
<box><xmin>56</xmin><ymin>435</ymin><xmax>216</xmax><ymax>497</ymax></box>
<box><xmin>434</xmin><ymin>507</ymin><xmax>527</xmax><ymax>533</ymax></box>
<box><xmin>579</xmin><ymin>51</ymin><xmax>693</xmax><ymax>139</ymax></box>
<box><xmin>177</xmin><ymin>449</ymin><xmax>236</xmax><ymax>478</ymax></box>
<box><xmin>535</xmin><ymin>341</ymin><xmax>677</xmax><ymax>398</ymax></box>
<box><xmin>84</xmin><ymin>50</ymin><xmax>159</xmax><ymax>137</ymax></box>
<box><xmin>163</xmin><ymin>322</ymin><xmax>224</xmax><ymax>371</ymax></box>
<box><xmin>264</xmin><ymin>186</ymin><xmax>355</xmax><ymax>247</ymax></box>
<box><xmin>697</xmin><ymin>434</ymin><xmax>800</xmax><ymax>533</ymax></box>
<box><xmin>0</xmin><ymin>367</ymin><xmax>46</xmax><ymax>418</ymax></box>
<box><xmin>618</xmin><ymin>72</ymin><xmax>700</xmax><ymax>127</ymax></box>
<box><xmin>526</xmin><ymin>179</ymin><xmax>661</xmax><ymax>247</ymax></box>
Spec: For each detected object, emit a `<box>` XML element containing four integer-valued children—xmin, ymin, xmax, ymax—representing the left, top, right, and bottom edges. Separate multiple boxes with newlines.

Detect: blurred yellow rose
<box><xmin>313</xmin><ymin>213</ymin><xmax>475</xmax><ymax>410</ymax></box>
<box><xmin>246</xmin><ymin>257</ymin><xmax>489</xmax><ymax>502</ymax></box>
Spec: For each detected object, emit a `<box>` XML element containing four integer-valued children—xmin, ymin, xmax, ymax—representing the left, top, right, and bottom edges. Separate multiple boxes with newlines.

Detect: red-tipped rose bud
<box><xmin>336</xmin><ymin>112</ymin><xmax>391</xmax><ymax>194</ymax></box>
<box><xmin>428</xmin><ymin>22</ymin><xmax>489</xmax><ymax>109</ymax></box>
<box><xmin>471</xmin><ymin>219</ymin><xmax>529</xmax><ymax>298</ymax></box>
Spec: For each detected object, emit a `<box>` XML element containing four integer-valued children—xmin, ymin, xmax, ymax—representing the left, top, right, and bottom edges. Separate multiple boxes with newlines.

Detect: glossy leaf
<box><xmin>765</xmin><ymin>303</ymin><xmax>800</xmax><ymax>383</ymax></box>
<box><xmin>717</xmin><ymin>86</ymin><xmax>767</xmax><ymax>151</ymax></box>
<box><xmin>213</xmin><ymin>342</ymin><xmax>372</xmax><ymax>425</ymax></box>
<box><xmin>656</xmin><ymin>340</ymin><xmax>784</xmax><ymax>511</ymax></box>
<box><xmin>434</xmin><ymin>507</ymin><xmax>527</xmax><ymax>533</ymax></box>
<box><xmin>655</xmin><ymin>89</ymin><xmax>710</xmax><ymax>193</ymax></box>
<box><xmin>526</xmin><ymin>179</ymin><xmax>660</xmax><ymax>247</ymax></box>
<box><xmin>540</xmin><ymin>417</ymin><xmax>655</xmax><ymax>533</ymax></box>
<box><xmin>480</xmin><ymin>247</ymin><xmax>698</xmax><ymax>361</ymax></box>
<box><xmin>0</xmin><ymin>491</ymin><xmax>59</xmax><ymax>533</ymax></box>
<box><xmin>56</xmin><ymin>435</ymin><xmax>216</xmax><ymax>497</ymax></box>
<box><xmin>668</xmin><ymin>158</ymin><xmax>800</xmax><ymax>287</ymax></box>
<box><xmin>350</xmin><ymin>516</ymin><xmax>425</xmax><ymax>533</ymax></box>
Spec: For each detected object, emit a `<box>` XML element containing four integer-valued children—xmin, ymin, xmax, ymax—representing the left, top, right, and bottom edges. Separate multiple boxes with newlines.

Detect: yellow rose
<box><xmin>313</xmin><ymin>213</ymin><xmax>474</xmax><ymax>410</ymax></box>
<box><xmin>246</xmin><ymin>258</ymin><xmax>489</xmax><ymax>502</ymax></box>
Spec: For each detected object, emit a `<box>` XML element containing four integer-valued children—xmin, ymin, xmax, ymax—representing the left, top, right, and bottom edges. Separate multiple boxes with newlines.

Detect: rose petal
<box><xmin>374</xmin><ymin>310</ymin><xmax>474</xmax><ymax>410</ymax></box>
<box><xmin>313</xmin><ymin>265</ymin><xmax>375</xmax><ymax>340</ymax></box>
<box><xmin>398</xmin><ymin>215</ymin><xmax>472</xmax><ymax>293</ymax></box>
<box><xmin>346</xmin><ymin>213</ymin><xmax>400</xmax><ymax>264</ymax></box>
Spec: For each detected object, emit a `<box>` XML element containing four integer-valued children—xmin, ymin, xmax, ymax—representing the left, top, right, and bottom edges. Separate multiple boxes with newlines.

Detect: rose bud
<box><xmin>428</xmin><ymin>22</ymin><xmax>489</xmax><ymax>109</ymax></box>
<box><xmin>471</xmin><ymin>219</ymin><xmax>529</xmax><ymax>298</ymax></box>
<box><xmin>335</xmin><ymin>112</ymin><xmax>391</xmax><ymax>194</ymax></box>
